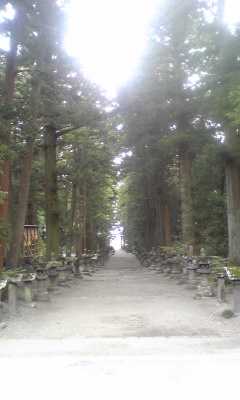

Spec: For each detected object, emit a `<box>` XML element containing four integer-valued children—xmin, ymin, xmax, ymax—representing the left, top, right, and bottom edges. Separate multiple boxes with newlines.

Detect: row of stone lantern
<box><xmin>137</xmin><ymin>246</ymin><xmax>216</xmax><ymax>299</ymax></box>
<box><xmin>0</xmin><ymin>248</ymin><xmax>108</xmax><ymax>325</ymax></box>
<box><xmin>136</xmin><ymin>246</ymin><xmax>240</xmax><ymax>310</ymax></box>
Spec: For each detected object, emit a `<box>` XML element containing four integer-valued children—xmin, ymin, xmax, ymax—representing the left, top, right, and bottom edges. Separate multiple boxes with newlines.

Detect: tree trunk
<box><xmin>178</xmin><ymin>141</ymin><xmax>194</xmax><ymax>246</ymax></box>
<box><xmin>6</xmin><ymin>32</ymin><xmax>44</xmax><ymax>270</ymax></box>
<box><xmin>163</xmin><ymin>200</ymin><xmax>172</xmax><ymax>247</ymax></box>
<box><xmin>224</xmin><ymin>125</ymin><xmax>240</xmax><ymax>263</ymax></box>
<box><xmin>44</xmin><ymin>128</ymin><xmax>60</xmax><ymax>260</ymax></box>
<box><xmin>66</xmin><ymin>183</ymin><xmax>77</xmax><ymax>253</ymax></box>
<box><xmin>217</xmin><ymin>0</ymin><xmax>240</xmax><ymax>263</ymax></box>
<box><xmin>158</xmin><ymin>170</ymin><xmax>172</xmax><ymax>247</ymax></box>
<box><xmin>0</xmin><ymin>7</ymin><xmax>23</xmax><ymax>278</ymax></box>
<box><xmin>6</xmin><ymin>139</ymin><xmax>35</xmax><ymax>269</ymax></box>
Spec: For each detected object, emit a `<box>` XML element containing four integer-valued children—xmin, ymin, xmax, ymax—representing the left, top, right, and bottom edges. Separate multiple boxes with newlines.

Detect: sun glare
<box><xmin>65</xmin><ymin>0</ymin><xmax>161</xmax><ymax>97</ymax></box>
<box><xmin>224</xmin><ymin>0</ymin><xmax>240</xmax><ymax>23</ymax></box>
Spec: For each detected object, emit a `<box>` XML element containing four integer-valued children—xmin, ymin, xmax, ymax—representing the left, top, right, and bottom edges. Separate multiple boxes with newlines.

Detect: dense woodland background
<box><xmin>1</xmin><ymin>0</ymin><xmax>240</xmax><ymax>279</ymax></box>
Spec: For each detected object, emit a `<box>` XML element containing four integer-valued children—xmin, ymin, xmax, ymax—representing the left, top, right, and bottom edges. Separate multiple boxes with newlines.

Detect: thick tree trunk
<box><xmin>217</xmin><ymin>0</ymin><xmax>240</xmax><ymax>263</ymax></box>
<box><xmin>163</xmin><ymin>200</ymin><xmax>172</xmax><ymax>247</ymax></box>
<box><xmin>75</xmin><ymin>188</ymin><xmax>86</xmax><ymax>255</ymax></box>
<box><xmin>159</xmin><ymin>171</ymin><xmax>172</xmax><ymax>247</ymax></box>
<box><xmin>178</xmin><ymin>141</ymin><xmax>194</xmax><ymax>246</ymax></box>
<box><xmin>6</xmin><ymin>139</ymin><xmax>35</xmax><ymax>269</ymax></box>
<box><xmin>44</xmin><ymin>128</ymin><xmax>60</xmax><ymax>260</ymax></box>
<box><xmin>66</xmin><ymin>183</ymin><xmax>77</xmax><ymax>253</ymax></box>
<box><xmin>6</xmin><ymin>35</ymin><xmax>44</xmax><ymax>270</ymax></box>
<box><xmin>0</xmin><ymin>7</ymin><xmax>23</xmax><ymax>278</ymax></box>
<box><xmin>224</xmin><ymin>125</ymin><xmax>240</xmax><ymax>263</ymax></box>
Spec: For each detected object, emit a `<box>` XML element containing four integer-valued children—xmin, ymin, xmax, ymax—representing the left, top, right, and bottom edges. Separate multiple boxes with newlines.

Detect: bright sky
<box><xmin>65</xmin><ymin>0</ymin><xmax>161</xmax><ymax>97</ymax></box>
<box><xmin>1</xmin><ymin>0</ymin><xmax>240</xmax><ymax>98</ymax></box>
<box><xmin>65</xmin><ymin>0</ymin><xmax>240</xmax><ymax>97</ymax></box>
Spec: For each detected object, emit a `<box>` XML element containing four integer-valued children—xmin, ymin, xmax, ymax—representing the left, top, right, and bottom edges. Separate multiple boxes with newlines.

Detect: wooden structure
<box><xmin>22</xmin><ymin>225</ymin><xmax>39</xmax><ymax>257</ymax></box>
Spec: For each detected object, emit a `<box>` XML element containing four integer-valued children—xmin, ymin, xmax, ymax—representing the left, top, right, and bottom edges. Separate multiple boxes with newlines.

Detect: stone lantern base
<box><xmin>194</xmin><ymin>284</ymin><xmax>215</xmax><ymax>299</ymax></box>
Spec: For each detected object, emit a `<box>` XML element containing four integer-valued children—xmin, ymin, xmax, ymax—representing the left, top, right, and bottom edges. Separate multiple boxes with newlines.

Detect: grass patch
<box><xmin>221</xmin><ymin>309</ymin><xmax>235</xmax><ymax>319</ymax></box>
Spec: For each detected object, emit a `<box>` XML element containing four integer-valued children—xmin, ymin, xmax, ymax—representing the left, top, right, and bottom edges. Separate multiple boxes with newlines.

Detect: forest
<box><xmin>0</xmin><ymin>0</ymin><xmax>240</xmax><ymax>280</ymax></box>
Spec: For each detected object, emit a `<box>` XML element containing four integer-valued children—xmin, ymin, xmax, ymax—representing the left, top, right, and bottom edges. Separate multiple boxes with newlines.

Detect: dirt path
<box><xmin>1</xmin><ymin>250</ymin><xmax>240</xmax><ymax>399</ymax></box>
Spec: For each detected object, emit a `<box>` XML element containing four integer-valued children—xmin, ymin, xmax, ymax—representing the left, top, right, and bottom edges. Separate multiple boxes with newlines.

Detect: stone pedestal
<box><xmin>195</xmin><ymin>253</ymin><xmax>214</xmax><ymax>298</ymax></box>
<box><xmin>233</xmin><ymin>280</ymin><xmax>240</xmax><ymax>313</ymax></box>
<box><xmin>82</xmin><ymin>252</ymin><xmax>92</xmax><ymax>276</ymax></box>
<box><xmin>217</xmin><ymin>275</ymin><xmax>226</xmax><ymax>303</ymax></box>
<box><xmin>74</xmin><ymin>257</ymin><xmax>83</xmax><ymax>278</ymax></box>
<box><xmin>48</xmin><ymin>268</ymin><xmax>60</xmax><ymax>293</ymax></box>
<box><xmin>0</xmin><ymin>280</ymin><xmax>7</xmax><ymax>327</ymax></box>
<box><xmin>0</xmin><ymin>301</ymin><xmax>3</xmax><ymax>319</ymax></box>
<box><xmin>57</xmin><ymin>261</ymin><xmax>70</xmax><ymax>287</ymax></box>
<box><xmin>21</xmin><ymin>273</ymin><xmax>36</xmax><ymax>303</ymax></box>
<box><xmin>149</xmin><ymin>253</ymin><xmax>157</xmax><ymax>270</ymax></box>
<box><xmin>65</xmin><ymin>261</ymin><xmax>75</xmax><ymax>283</ymax></box>
<box><xmin>170</xmin><ymin>251</ymin><xmax>181</xmax><ymax>279</ymax></box>
<box><xmin>195</xmin><ymin>268</ymin><xmax>214</xmax><ymax>298</ymax></box>
<box><xmin>8</xmin><ymin>283</ymin><xmax>18</xmax><ymax>314</ymax></box>
<box><xmin>92</xmin><ymin>255</ymin><xmax>99</xmax><ymax>271</ymax></box>
<box><xmin>186</xmin><ymin>259</ymin><xmax>198</xmax><ymax>290</ymax></box>
<box><xmin>156</xmin><ymin>255</ymin><xmax>164</xmax><ymax>274</ymax></box>
<box><xmin>34</xmin><ymin>267</ymin><xmax>50</xmax><ymax>302</ymax></box>
<box><xmin>177</xmin><ymin>257</ymin><xmax>188</xmax><ymax>284</ymax></box>
<box><xmin>163</xmin><ymin>252</ymin><xmax>172</xmax><ymax>277</ymax></box>
<box><xmin>88</xmin><ymin>257</ymin><xmax>96</xmax><ymax>273</ymax></box>
<box><xmin>142</xmin><ymin>255</ymin><xmax>149</xmax><ymax>268</ymax></box>
<box><xmin>23</xmin><ymin>280</ymin><xmax>33</xmax><ymax>303</ymax></box>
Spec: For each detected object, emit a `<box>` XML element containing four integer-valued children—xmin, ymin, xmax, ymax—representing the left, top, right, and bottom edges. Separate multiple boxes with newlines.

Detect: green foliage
<box><xmin>0</xmin><ymin>191</ymin><xmax>7</xmax><ymax>204</ymax></box>
<box><xmin>2</xmin><ymin>266</ymin><xmax>25</xmax><ymax>278</ymax></box>
<box><xmin>0</xmin><ymin>217</ymin><xmax>10</xmax><ymax>242</ymax></box>
<box><xmin>190</xmin><ymin>145</ymin><xmax>227</xmax><ymax>256</ymax></box>
<box><xmin>1</xmin><ymin>0</ymin><xmax>240</xmax><ymax>262</ymax></box>
<box><xmin>227</xmin><ymin>86</ymin><xmax>240</xmax><ymax>126</ymax></box>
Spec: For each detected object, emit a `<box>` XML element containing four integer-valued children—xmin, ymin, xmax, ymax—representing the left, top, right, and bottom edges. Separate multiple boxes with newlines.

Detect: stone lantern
<box><xmin>149</xmin><ymin>251</ymin><xmax>157</xmax><ymax>270</ymax></box>
<box><xmin>170</xmin><ymin>251</ymin><xmax>181</xmax><ymax>279</ymax></box>
<box><xmin>156</xmin><ymin>253</ymin><xmax>164</xmax><ymax>274</ymax></box>
<box><xmin>21</xmin><ymin>272</ymin><xmax>37</xmax><ymax>303</ymax></box>
<box><xmin>96</xmin><ymin>251</ymin><xmax>103</xmax><ymax>268</ymax></box>
<box><xmin>65</xmin><ymin>251</ymin><xmax>76</xmax><ymax>283</ymax></box>
<box><xmin>92</xmin><ymin>254</ymin><xmax>99</xmax><ymax>271</ymax></box>
<box><xmin>46</xmin><ymin>253</ymin><xmax>61</xmax><ymax>293</ymax></box>
<box><xmin>185</xmin><ymin>256</ymin><xmax>198</xmax><ymax>290</ymax></box>
<box><xmin>225</xmin><ymin>267</ymin><xmax>240</xmax><ymax>312</ymax></box>
<box><xmin>34</xmin><ymin>263</ymin><xmax>50</xmax><ymax>302</ymax></box>
<box><xmin>142</xmin><ymin>253</ymin><xmax>149</xmax><ymax>268</ymax></box>
<box><xmin>87</xmin><ymin>252</ymin><xmax>96</xmax><ymax>274</ymax></box>
<box><xmin>82</xmin><ymin>250</ymin><xmax>92</xmax><ymax>275</ymax></box>
<box><xmin>0</xmin><ymin>279</ymin><xmax>8</xmax><ymax>329</ymax></box>
<box><xmin>195</xmin><ymin>248</ymin><xmax>214</xmax><ymax>298</ymax></box>
<box><xmin>163</xmin><ymin>251</ymin><xmax>172</xmax><ymax>277</ymax></box>
<box><xmin>57</xmin><ymin>257</ymin><xmax>70</xmax><ymax>287</ymax></box>
<box><xmin>177</xmin><ymin>256</ymin><xmax>188</xmax><ymax>285</ymax></box>
<box><xmin>74</xmin><ymin>256</ymin><xmax>83</xmax><ymax>278</ymax></box>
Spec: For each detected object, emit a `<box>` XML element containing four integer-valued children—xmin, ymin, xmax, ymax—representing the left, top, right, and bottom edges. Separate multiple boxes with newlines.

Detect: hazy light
<box><xmin>224</xmin><ymin>0</ymin><xmax>240</xmax><ymax>23</ymax></box>
<box><xmin>65</xmin><ymin>0</ymin><xmax>160</xmax><ymax>97</ymax></box>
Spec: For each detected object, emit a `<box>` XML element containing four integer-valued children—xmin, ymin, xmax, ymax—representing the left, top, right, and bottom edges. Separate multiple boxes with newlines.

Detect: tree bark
<box><xmin>6</xmin><ymin>139</ymin><xmax>35</xmax><ymax>269</ymax></box>
<box><xmin>178</xmin><ymin>141</ymin><xmax>194</xmax><ymax>245</ymax></box>
<box><xmin>217</xmin><ymin>0</ymin><xmax>240</xmax><ymax>263</ymax></box>
<box><xmin>224</xmin><ymin>125</ymin><xmax>240</xmax><ymax>263</ymax></box>
<box><xmin>66</xmin><ymin>183</ymin><xmax>77</xmax><ymax>253</ymax></box>
<box><xmin>6</xmin><ymin>31</ymin><xmax>45</xmax><ymax>270</ymax></box>
<box><xmin>44</xmin><ymin>128</ymin><xmax>60</xmax><ymax>260</ymax></box>
<box><xmin>0</xmin><ymin>7</ymin><xmax>23</xmax><ymax>278</ymax></box>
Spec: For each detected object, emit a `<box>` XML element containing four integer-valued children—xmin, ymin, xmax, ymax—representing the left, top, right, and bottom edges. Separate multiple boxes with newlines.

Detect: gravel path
<box><xmin>1</xmin><ymin>250</ymin><xmax>240</xmax><ymax>399</ymax></box>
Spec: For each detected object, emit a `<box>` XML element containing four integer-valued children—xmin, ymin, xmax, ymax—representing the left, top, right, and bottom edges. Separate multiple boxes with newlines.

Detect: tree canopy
<box><xmin>1</xmin><ymin>0</ymin><xmax>240</xmax><ymax>277</ymax></box>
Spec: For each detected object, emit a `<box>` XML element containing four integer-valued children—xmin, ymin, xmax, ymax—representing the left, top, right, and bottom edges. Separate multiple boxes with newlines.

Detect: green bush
<box><xmin>220</xmin><ymin>309</ymin><xmax>235</xmax><ymax>319</ymax></box>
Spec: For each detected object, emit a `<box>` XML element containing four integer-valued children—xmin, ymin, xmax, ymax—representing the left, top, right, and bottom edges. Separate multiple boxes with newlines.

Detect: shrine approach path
<box><xmin>0</xmin><ymin>250</ymin><xmax>240</xmax><ymax>400</ymax></box>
